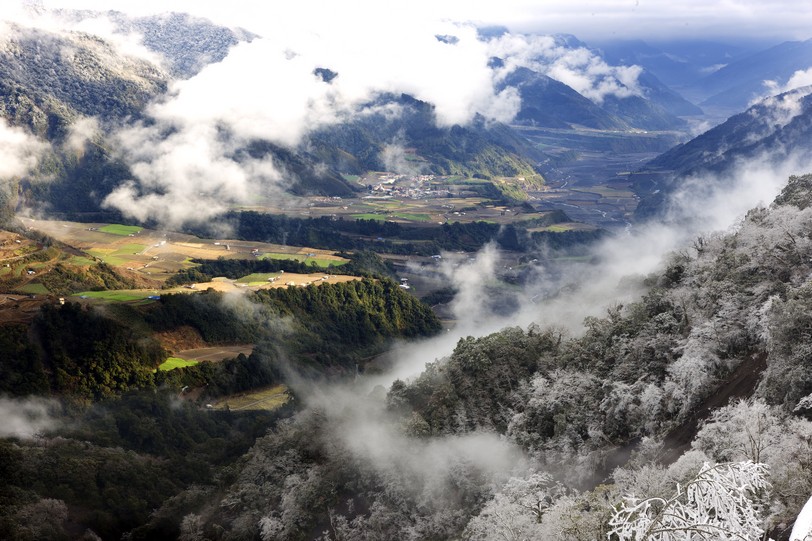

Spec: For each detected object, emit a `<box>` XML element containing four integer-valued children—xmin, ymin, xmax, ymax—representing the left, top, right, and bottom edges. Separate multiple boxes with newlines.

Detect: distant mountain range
<box><xmin>8</xmin><ymin>8</ymin><xmax>808</xmax><ymax>223</ymax></box>
<box><xmin>688</xmin><ymin>39</ymin><xmax>812</xmax><ymax>111</ymax></box>
<box><xmin>497</xmin><ymin>35</ymin><xmax>700</xmax><ymax>131</ymax></box>
<box><xmin>598</xmin><ymin>37</ymin><xmax>812</xmax><ymax>115</ymax></box>
<box><xmin>633</xmin><ymin>86</ymin><xmax>812</xmax><ymax>218</ymax></box>
<box><xmin>596</xmin><ymin>39</ymin><xmax>759</xmax><ymax>91</ymax></box>
<box><xmin>502</xmin><ymin>67</ymin><xmax>695</xmax><ymax>131</ymax></box>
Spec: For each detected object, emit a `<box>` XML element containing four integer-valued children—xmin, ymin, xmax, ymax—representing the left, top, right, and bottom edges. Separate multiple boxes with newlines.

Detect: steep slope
<box><xmin>107</xmin><ymin>11</ymin><xmax>256</xmax><ymax>78</ymax></box>
<box><xmin>689</xmin><ymin>39</ymin><xmax>812</xmax><ymax>110</ymax></box>
<box><xmin>552</xmin><ymin>34</ymin><xmax>701</xmax><ymax>121</ymax></box>
<box><xmin>504</xmin><ymin>66</ymin><xmax>692</xmax><ymax>131</ymax></box>
<box><xmin>601</xmin><ymin>93</ymin><xmax>688</xmax><ymax>131</ymax></box>
<box><xmin>160</xmin><ymin>174</ymin><xmax>812</xmax><ymax>541</ymax></box>
<box><xmin>0</xmin><ymin>21</ymin><xmax>171</xmax><ymax>220</ymax></box>
<box><xmin>633</xmin><ymin>86</ymin><xmax>812</xmax><ymax>218</ymax></box>
<box><xmin>503</xmin><ymin>67</ymin><xmax>629</xmax><ymax>129</ymax></box>
<box><xmin>596</xmin><ymin>39</ymin><xmax>758</xmax><ymax>91</ymax></box>
<box><xmin>634</xmin><ymin>69</ymin><xmax>704</xmax><ymax>117</ymax></box>
<box><xmin>0</xmin><ymin>23</ymin><xmax>167</xmax><ymax>132</ymax></box>
<box><xmin>307</xmin><ymin>93</ymin><xmax>546</xmax><ymax>181</ymax></box>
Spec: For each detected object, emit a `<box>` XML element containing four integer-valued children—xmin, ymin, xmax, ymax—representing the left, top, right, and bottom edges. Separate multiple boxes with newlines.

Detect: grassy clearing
<box><xmin>17</xmin><ymin>283</ymin><xmax>49</xmax><ymax>295</ymax></box>
<box><xmin>158</xmin><ymin>357</ymin><xmax>200</xmax><ymax>371</ymax></box>
<box><xmin>115</xmin><ymin>243</ymin><xmax>147</xmax><ymax>254</ymax></box>
<box><xmin>235</xmin><ymin>272</ymin><xmax>281</xmax><ymax>285</ymax></box>
<box><xmin>537</xmin><ymin>224</ymin><xmax>577</xmax><ymax>232</ymax></box>
<box><xmin>68</xmin><ymin>256</ymin><xmax>98</xmax><ymax>266</ymax></box>
<box><xmin>259</xmin><ymin>253</ymin><xmax>346</xmax><ymax>268</ymax></box>
<box><xmin>100</xmin><ymin>224</ymin><xmax>143</xmax><ymax>236</ymax></box>
<box><xmin>392</xmin><ymin>212</ymin><xmax>431</xmax><ymax>222</ymax></box>
<box><xmin>87</xmin><ymin>243</ymin><xmax>146</xmax><ymax>266</ymax></box>
<box><xmin>213</xmin><ymin>384</ymin><xmax>290</xmax><ymax>411</ymax></box>
<box><xmin>368</xmin><ymin>201</ymin><xmax>404</xmax><ymax>210</ymax></box>
<box><xmin>0</xmin><ymin>267</ymin><xmax>11</xmax><ymax>276</ymax></box>
<box><xmin>351</xmin><ymin>213</ymin><xmax>387</xmax><ymax>221</ymax></box>
<box><xmin>75</xmin><ymin>290</ymin><xmax>156</xmax><ymax>302</ymax></box>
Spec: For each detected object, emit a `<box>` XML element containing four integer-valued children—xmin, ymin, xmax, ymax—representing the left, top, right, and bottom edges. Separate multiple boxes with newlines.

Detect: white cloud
<box><xmin>0</xmin><ymin>396</ymin><xmax>58</xmax><ymax>439</ymax></box>
<box><xmin>65</xmin><ymin>116</ymin><xmax>99</xmax><ymax>154</ymax></box>
<box><xmin>763</xmin><ymin>68</ymin><xmax>812</xmax><ymax>98</ymax></box>
<box><xmin>488</xmin><ymin>33</ymin><xmax>644</xmax><ymax>104</ymax></box>
<box><xmin>100</xmin><ymin>15</ymin><xmax>521</xmax><ymax>226</ymax></box>
<box><xmin>0</xmin><ymin>119</ymin><xmax>47</xmax><ymax>179</ymax></box>
<box><xmin>104</xmin><ymin>121</ymin><xmax>286</xmax><ymax>228</ymax></box>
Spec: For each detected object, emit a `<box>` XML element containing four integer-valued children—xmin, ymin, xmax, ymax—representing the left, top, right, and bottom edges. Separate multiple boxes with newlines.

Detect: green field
<box><xmin>17</xmin><ymin>283</ymin><xmax>49</xmax><ymax>295</ymax></box>
<box><xmin>158</xmin><ymin>357</ymin><xmax>200</xmax><ymax>371</ymax></box>
<box><xmin>99</xmin><ymin>224</ymin><xmax>143</xmax><ymax>236</ymax></box>
<box><xmin>75</xmin><ymin>290</ymin><xmax>157</xmax><ymax>302</ymax></box>
<box><xmin>213</xmin><ymin>384</ymin><xmax>290</xmax><ymax>411</ymax></box>
<box><xmin>68</xmin><ymin>256</ymin><xmax>98</xmax><ymax>266</ymax></box>
<box><xmin>392</xmin><ymin>212</ymin><xmax>430</xmax><ymax>222</ymax></box>
<box><xmin>235</xmin><ymin>272</ymin><xmax>281</xmax><ymax>285</ymax></box>
<box><xmin>351</xmin><ymin>213</ymin><xmax>387</xmax><ymax>221</ymax></box>
<box><xmin>259</xmin><ymin>253</ymin><xmax>346</xmax><ymax>268</ymax></box>
<box><xmin>87</xmin><ymin>243</ymin><xmax>146</xmax><ymax>265</ymax></box>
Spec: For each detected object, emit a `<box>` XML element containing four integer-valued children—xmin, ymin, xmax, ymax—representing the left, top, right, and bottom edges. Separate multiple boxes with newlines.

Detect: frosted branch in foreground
<box><xmin>608</xmin><ymin>461</ymin><xmax>770</xmax><ymax>541</ymax></box>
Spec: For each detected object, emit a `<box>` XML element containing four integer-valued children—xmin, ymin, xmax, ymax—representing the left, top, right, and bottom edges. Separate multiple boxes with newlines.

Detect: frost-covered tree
<box><xmin>693</xmin><ymin>399</ymin><xmax>812</xmax><ymax>529</ymax></box>
<box><xmin>693</xmin><ymin>399</ymin><xmax>783</xmax><ymax>463</ymax></box>
<box><xmin>608</xmin><ymin>461</ymin><xmax>770</xmax><ymax>541</ymax></box>
<box><xmin>790</xmin><ymin>493</ymin><xmax>812</xmax><ymax>541</ymax></box>
<box><xmin>464</xmin><ymin>471</ymin><xmax>566</xmax><ymax>541</ymax></box>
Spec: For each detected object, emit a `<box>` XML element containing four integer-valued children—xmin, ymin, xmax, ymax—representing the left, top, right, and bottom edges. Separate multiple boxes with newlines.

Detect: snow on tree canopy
<box><xmin>608</xmin><ymin>461</ymin><xmax>770</xmax><ymax>541</ymax></box>
<box><xmin>791</xmin><ymin>493</ymin><xmax>812</xmax><ymax>541</ymax></box>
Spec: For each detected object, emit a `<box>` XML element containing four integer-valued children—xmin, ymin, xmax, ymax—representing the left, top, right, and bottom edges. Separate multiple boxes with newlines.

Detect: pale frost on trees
<box><xmin>790</xmin><ymin>493</ymin><xmax>812</xmax><ymax>541</ymax></box>
<box><xmin>608</xmin><ymin>461</ymin><xmax>770</xmax><ymax>541</ymax></box>
<box><xmin>464</xmin><ymin>471</ymin><xmax>565</xmax><ymax>541</ymax></box>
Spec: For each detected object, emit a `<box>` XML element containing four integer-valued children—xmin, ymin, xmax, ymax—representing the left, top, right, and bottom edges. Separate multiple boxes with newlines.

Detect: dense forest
<box><xmin>163</xmin><ymin>250</ymin><xmax>395</xmax><ymax>288</ymax></box>
<box><xmin>120</xmin><ymin>174</ymin><xmax>812</xmax><ymax>540</ymax></box>
<box><xmin>7</xmin><ymin>172</ymin><xmax>812</xmax><ymax>537</ymax></box>
<box><xmin>181</xmin><ymin>211</ymin><xmax>602</xmax><ymax>256</ymax></box>
<box><xmin>1</xmin><ymin>279</ymin><xmax>440</xmax><ymax>401</ymax></box>
<box><xmin>4</xmin><ymin>6</ymin><xmax>812</xmax><ymax>541</ymax></box>
<box><xmin>0</xmin><ymin>278</ymin><xmax>442</xmax><ymax>539</ymax></box>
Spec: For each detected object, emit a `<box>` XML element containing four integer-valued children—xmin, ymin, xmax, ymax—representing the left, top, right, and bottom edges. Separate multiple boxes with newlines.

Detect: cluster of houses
<box><xmin>366</xmin><ymin>174</ymin><xmax>450</xmax><ymax>199</ymax></box>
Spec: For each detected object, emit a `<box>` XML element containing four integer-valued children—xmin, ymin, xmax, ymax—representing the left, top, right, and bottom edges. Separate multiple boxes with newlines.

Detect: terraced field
<box><xmin>212</xmin><ymin>384</ymin><xmax>291</xmax><ymax>412</ymax></box>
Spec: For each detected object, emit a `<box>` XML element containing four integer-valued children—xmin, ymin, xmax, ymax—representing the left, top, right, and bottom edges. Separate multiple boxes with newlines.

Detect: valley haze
<box><xmin>1</xmin><ymin>1</ymin><xmax>812</xmax><ymax>541</ymax></box>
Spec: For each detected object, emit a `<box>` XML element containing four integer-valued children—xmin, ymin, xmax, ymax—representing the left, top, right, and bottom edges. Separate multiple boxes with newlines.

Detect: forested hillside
<box><xmin>4</xmin><ymin>5</ymin><xmax>812</xmax><ymax>541</ymax></box>
<box><xmin>634</xmin><ymin>86</ymin><xmax>812</xmax><ymax>218</ymax></box>
<box><xmin>162</xmin><ymin>174</ymin><xmax>812</xmax><ymax>540</ymax></box>
<box><xmin>0</xmin><ymin>278</ymin><xmax>441</xmax><ymax>539</ymax></box>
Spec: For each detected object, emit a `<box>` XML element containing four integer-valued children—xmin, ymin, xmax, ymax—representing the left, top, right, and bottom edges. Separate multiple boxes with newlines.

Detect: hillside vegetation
<box><xmin>160</xmin><ymin>175</ymin><xmax>812</xmax><ymax>540</ymax></box>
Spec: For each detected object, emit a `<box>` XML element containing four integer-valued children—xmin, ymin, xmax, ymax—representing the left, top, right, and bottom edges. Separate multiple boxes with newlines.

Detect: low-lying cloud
<box><xmin>374</xmin><ymin>146</ymin><xmax>812</xmax><ymax>387</ymax></box>
<box><xmin>3</xmin><ymin>4</ymin><xmax>657</xmax><ymax>229</ymax></box>
<box><xmin>763</xmin><ymin>68</ymin><xmax>812</xmax><ymax>98</ymax></box>
<box><xmin>0</xmin><ymin>118</ymin><xmax>47</xmax><ymax>180</ymax></box>
<box><xmin>99</xmin><ymin>18</ymin><xmax>524</xmax><ymax>226</ymax></box>
<box><xmin>488</xmin><ymin>33</ymin><xmax>644</xmax><ymax>104</ymax></box>
<box><xmin>0</xmin><ymin>396</ymin><xmax>58</xmax><ymax>439</ymax></box>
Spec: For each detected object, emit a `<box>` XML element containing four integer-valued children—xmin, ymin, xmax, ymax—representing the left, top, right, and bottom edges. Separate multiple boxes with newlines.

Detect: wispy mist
<box><xmin>488</xmin><ymin>33</ymin><xmax>644</xmax><ymax>104</ymax></box>
<box><xmin>0</xmin><ymin>396</ymin><xmax>58</xmax><ymax>439</ymax></box>
<box><xmin>372</xmin><ymin>148</ymin><xmax>812</xmax><ymax>387</ymax></box>
<box><xmin>0</xmin><ymin>118</ymin><xmax>47</xmax><ymax>179</ymax></box>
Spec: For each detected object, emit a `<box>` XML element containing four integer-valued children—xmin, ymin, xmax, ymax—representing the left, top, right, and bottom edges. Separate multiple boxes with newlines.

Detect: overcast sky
<box><xmin>29</xmin><ymin>0</ymin><xmax>812</xmax><ymax>43</ymax></box>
